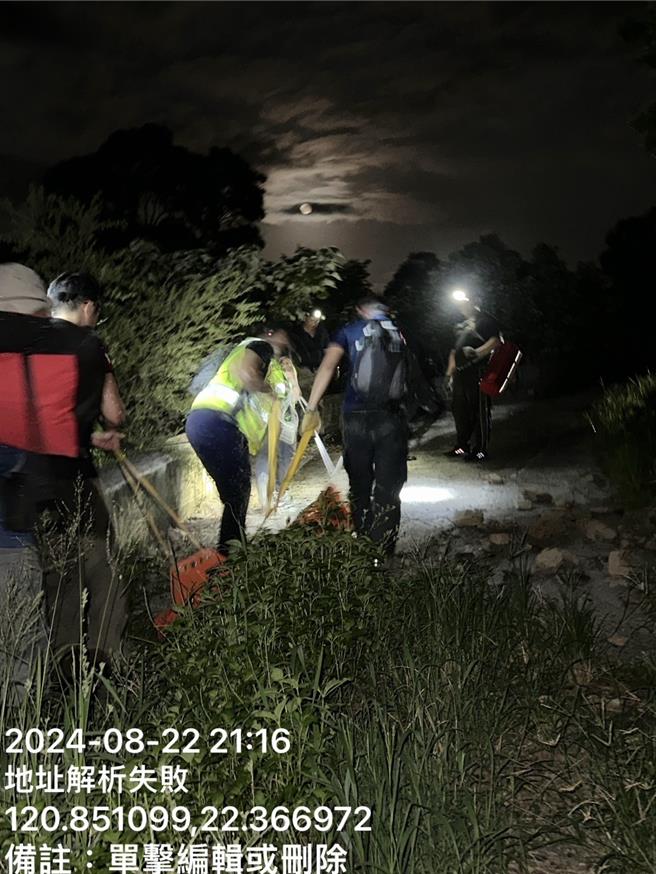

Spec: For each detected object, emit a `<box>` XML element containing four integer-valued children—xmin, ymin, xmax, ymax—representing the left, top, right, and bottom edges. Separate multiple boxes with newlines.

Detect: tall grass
<box><xmin>0</xmin><ymin>528</ymin><xmax>655</xmax><ymax>872</ymax></box>
<box><xmin>588</xmin><ymin>373</ymin><xmax>656</xmax><ymax>506</ymax></box>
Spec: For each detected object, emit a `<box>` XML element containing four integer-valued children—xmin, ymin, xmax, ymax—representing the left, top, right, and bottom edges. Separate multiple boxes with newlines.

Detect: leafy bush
<box><xmin>588</xmin><ymin>373</ymin><xmax>656</xmax><ymax>506</ymax></box>
<box><xmin>3</xmin><ymin>528</ymin><xmax>656</xmax><ymax>871</ymax></box>
<box><xmin>1</xmin><ymin>188</ymin><xmax>343</xmax><ymax>448</ymax></box>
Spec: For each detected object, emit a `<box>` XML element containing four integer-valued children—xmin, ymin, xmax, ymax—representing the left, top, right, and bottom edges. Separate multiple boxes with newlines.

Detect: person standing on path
<box><xmin>186</xmin><ymin>326</ymin><xmax>290</xmax><ymax>554</ymax></box>
<box><xmin>302</xmin><ymin>296</ymin><xmax>408</xmax><ymax>556</ymax></box>
<box><xmin>444</xmin><ymin>290</ymin><xmax>500</xmax><ymax>463</ymax></box>
<box><xmin>45</xmin><ymin>272</ymin><xmax>127</xmax><ymax>663</ymax></box>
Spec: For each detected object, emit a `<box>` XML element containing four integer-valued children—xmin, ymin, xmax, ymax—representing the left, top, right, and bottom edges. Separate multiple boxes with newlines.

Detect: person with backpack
<box><xmin>302</xmin><ymin>296</ymin><xmax>408</xmax><ymax>556</ymax></box>
<box><xmin>186</xmin><ymin>326</ymin><xmax>290</xmax><ymax>555</ymax></box>
<box><xmin>444</xmin><ymin>289</ymin><xmax>500</xmax><ymax>462</ymax></box>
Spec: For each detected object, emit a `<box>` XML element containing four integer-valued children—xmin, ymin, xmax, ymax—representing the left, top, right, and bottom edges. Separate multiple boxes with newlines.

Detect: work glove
<box><xmin>301</xmin><ymin>408</ymin><xmax>321</xmax><ymax>435</ymax></box>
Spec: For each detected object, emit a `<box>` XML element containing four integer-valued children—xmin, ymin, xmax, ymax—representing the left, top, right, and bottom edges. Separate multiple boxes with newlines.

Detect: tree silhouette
<box><xmin>42</xmin><ymin>124</ymin><xmax>265</xmax><ymax>254</ymax></box>
<box><xmin>600</xmin><ymin>207</ymin><xmax>656</xmax><ymax>376</ymax></box>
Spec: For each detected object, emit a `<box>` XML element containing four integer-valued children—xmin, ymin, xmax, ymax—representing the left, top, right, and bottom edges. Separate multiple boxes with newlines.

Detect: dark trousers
<box><xmin>186</xmin><ymin>409</ymin><xmax>251</xmax><ymax>554</ymax></box>
<box><xmin>40</xmin><ymin>475</ymin><xmax>128</xmax><ymax>660</ymax></box>
<box><xmin>452</xmin><ymin>370</ymin><xmax>491</xmax><ymax>452</ymax></box>
<box><xmin>343</xmin><ymin>410</ymin><xmax>408</xmax><ymax>555</ymax></box>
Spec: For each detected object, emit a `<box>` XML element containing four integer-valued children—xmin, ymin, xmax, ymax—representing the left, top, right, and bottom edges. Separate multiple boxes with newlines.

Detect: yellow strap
<box><xmin>267</xmin><ymin>398</ymin><xmax>281</xmax><ymax>508</ymax></box>
<box><xmin>266</xmin><ymin>429</ymin><xmax>313</xmax><ymax>519</ymax></box>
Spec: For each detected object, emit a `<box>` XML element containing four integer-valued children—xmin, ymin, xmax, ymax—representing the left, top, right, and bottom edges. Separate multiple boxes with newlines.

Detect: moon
<box><xmin>299</xmin><ymin>202</ymin><xmax>313</xmax><ymax>215</ymax></box>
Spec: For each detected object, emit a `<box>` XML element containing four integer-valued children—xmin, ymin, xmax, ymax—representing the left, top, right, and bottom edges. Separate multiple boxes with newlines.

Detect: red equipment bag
<box><xmin>479</xmin><ymin>339</ymin><xmax>523</xmax><ymax>397</ymax></box>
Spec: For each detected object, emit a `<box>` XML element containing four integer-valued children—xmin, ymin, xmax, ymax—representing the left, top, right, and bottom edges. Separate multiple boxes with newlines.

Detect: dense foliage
<box><xmin>2</xmin><ymin>528</ymin><xmax>656</xmax><ymax>872</ymax></box>
<box><xmin>589</xmin><ymin>373</ymin><xmax>656</xmax><ymax>506</ymax></box>
<box><xmin>1</xmin><ymin>188</ymin><xmax>343</xmax><ymax>447</ymax></box>
<box><xmin>42</xmin><ymin>124</ymin><xmax>266</xmax><ymax>254</ymax></box>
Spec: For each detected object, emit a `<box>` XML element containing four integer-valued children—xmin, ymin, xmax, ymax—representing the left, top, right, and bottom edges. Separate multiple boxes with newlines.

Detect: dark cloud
<box><xmin>1</xmin><ymin>1</ymin><xmax>655</xmax><ymax>280</ymax></box>
<box><xmin>282</xmin><ymin>203</ymin><xmax>353</xmax><ymax>216</ymax></box>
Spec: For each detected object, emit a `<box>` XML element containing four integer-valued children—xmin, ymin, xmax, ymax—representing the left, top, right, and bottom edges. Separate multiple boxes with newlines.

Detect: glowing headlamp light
<box><xmin>311</xmin><ymin>309</ymin><xmax>324</xmax><ymax>320</ymax></box>
<box><xmin>452</xmin><ymin>289</ymin><xmax>469</xmax><ymax>302</ymax></box>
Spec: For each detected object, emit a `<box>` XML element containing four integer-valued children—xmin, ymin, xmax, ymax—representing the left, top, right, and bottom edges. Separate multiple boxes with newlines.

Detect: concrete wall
<box><xmin>100</xmin><ymin>391</ymin><xmax>343</xmax><ymax>548</ymax></box>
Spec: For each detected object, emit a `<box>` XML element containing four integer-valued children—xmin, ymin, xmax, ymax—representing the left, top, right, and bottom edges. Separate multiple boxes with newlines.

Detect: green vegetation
<box><xmin>2</xmin><ymin>528</ymin><xmax>655</xmax><ymax>872</ymax></box>
<box><xmin>588</xmin><ymin>373</ymin><xmax>656</xmax><ymax>507</ymax></box>
<box><xmin>1</xmin><ymin>188</ymin><xmax>343</xmax><ymax>448</ymax></box>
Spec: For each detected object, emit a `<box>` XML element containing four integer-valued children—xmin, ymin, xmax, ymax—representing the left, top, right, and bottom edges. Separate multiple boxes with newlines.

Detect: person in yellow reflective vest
<box><xmin>186</xmin><ymin>326</ymin><xmax>290</xmax><ymax>555</ymax></box>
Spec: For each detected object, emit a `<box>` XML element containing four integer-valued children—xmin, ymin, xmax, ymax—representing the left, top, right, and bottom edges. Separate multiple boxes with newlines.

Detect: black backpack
<box><xmin>351</xmin><ymin>319</ymin><xmax>408</xmax><ymax>407</ymax></box>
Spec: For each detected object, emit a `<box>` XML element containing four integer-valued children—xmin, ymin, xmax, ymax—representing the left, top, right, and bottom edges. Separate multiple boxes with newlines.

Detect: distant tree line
<box><xmin>381</xmin><ymin>213</ymin><xmax>656</xmax><ymax>394</ymax></box>
<box><xmin>0</xmin><ymin>123</ymin><xmax>654</xmax><ymax>447</ymax></box>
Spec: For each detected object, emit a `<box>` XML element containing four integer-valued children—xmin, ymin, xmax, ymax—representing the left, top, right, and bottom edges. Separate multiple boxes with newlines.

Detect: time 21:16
<box><xmin>210</xmin><ymin>729</ymin><xmax>291</xmax><ymax>755</ymax></box>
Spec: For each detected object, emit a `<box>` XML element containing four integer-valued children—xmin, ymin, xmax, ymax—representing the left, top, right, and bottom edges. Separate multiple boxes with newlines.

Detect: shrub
<box><xmin>588</xmin><ymin>373</ymin><xmax>656</xmax><ymax>506</ymax></box>
<box><xmin>1</xmin><ymin>188</ymin><xmax>343</xmax><ymax>448</ymax></box>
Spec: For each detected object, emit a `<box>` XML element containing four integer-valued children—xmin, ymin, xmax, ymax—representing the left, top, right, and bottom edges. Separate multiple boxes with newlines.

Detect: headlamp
<box><xmin>452</xmin><ymin>289</ymin><xmax>469</xmax><ymax>302</ymax></box>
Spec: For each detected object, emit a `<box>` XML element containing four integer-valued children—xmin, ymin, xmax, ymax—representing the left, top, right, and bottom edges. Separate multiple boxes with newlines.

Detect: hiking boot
<box><xmin>444</xmin><ymin>446</ymin><xmax>469</xmax><ymax>458</ymax></box>
<box><xmin>464</xmin><ymin>450</ymin><xmax>487</xmax><ymax>463</ymax></box>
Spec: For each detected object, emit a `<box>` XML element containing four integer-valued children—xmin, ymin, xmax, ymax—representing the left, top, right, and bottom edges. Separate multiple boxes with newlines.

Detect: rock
<box><xmin>535</xmin><ymin>548</ymin><xmax>564</xmax><ymax>572</ymax></box>
<box><xmin>581</xmin><ymin>519</ymin><xmax>617</xmax><ymax>542</ymax></box>
<box><xmin>527</xmin><ymin>511</ymin><xmax>573</xmax><ymax>546</ymax></box>
<box><xmin>456</xmin><ymin>545</ymin><xmax>477</xmax><ymax>556</ymax></box>
<box><xmin>608</xmin><ymin>550</ymin><xmax>631</xmax><ymax>578</ymax></box>
<box><xmin>486</xmin><ymin>473</ymin><xmax>504</xmax><ymax>485</ymax></box>
<box><xmin>607</xmin><ymin>634</ymin><xmax>627</xmax><ymax>648</ymax></box>
<box><xmin>517</xmin><ymin>499</ymin><xmax>533</xmax><ymax>511</ymax></box>
<box><xmin>453</xmin><ymin>510</ymin><xmax>484</xmax><ymax>528</ymax></box>
<box><xmin>560</xmin><ymin>549</ymin><xmax>580</xmax><ymax>567</ymax></box>
<box><xmin>523</xmin><ymin>489</ymin><xmax>554</xmax><ymax>505</ymax></box>
<box><xmin>606</xmin><ymin>698</ymin><xmax>623</xmax><ymax>714</ymax></box>
<box><xmin>489</xmin><ymin>532</ymin><xmax>511</xmax><ymax>546</ymax></box>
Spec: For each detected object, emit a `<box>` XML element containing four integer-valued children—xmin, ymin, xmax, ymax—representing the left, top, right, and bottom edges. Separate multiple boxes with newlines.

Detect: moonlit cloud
<box><xmin>1</xmin><ymin>1</ymin><xmax>655</xmax><ymax>280</ymax></box>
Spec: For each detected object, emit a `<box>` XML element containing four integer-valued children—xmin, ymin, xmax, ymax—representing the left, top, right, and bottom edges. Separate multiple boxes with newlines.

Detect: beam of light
<box><xmin>400</xmin><ymin>485</ymin><xmax>454</xmax><ymax>503</ymax></box>
<box><xmin>452</xmin><ymin>289</ymin><xmax>469</xmax><ymax>302</ymax></box>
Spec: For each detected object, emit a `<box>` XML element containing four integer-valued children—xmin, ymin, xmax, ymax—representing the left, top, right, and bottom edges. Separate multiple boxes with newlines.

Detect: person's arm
<box><xmin>233</xmin><ymin>347</ymin><xmax>270</xmax><ymax>393</ymax></box>
<box><xmin>463</xmin><ymin>336</ymin><xmax>501</xmax><ymax>360</ymax></box>
<box><xmin>307</xmin><ymin>344</ymin><xmax>344</xmax><ymax>410</ymax></box>
<box><xmin>446</xmin><ymin>350</ymin><xmax>457</xmax><ymax>376</ymax></box>
<box><xmin>101</xmin><ymin>373</ymin><xmax>126</xmax><ymax>429</ymax></box>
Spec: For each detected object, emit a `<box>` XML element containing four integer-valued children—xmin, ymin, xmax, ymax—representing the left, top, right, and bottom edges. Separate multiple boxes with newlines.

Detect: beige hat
<box><xmin>0</xmin><ymin>262</ymin><xmax>51</xmax><ymax>315</ymax></box>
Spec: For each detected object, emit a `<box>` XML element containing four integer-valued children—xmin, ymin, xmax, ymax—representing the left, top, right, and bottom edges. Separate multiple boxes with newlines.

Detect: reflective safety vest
<box><xmin>190</xmin><ymin>338</ymin><xmax>287</xmax><ymax>454</ymax></box>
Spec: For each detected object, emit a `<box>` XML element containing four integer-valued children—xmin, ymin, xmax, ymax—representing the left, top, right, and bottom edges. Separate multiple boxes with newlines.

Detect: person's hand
<box><xmin>301</xmin><ymin>408</ymin><xmax>321</xmax><ymax>435</ymax></box>
<box><xmin>444</xmin><ymin>374</ymin><xmax>453</xmax><ymax>393</ymax></box>
<box><xmin>462</xmin><ymin>346</ymin><xmax>478</xmax><ymax>360</ymax></box>
<box><xmin>91</xmin><ymin>430</ymin><xmax>124</xmax><ymax>453</ymax></box>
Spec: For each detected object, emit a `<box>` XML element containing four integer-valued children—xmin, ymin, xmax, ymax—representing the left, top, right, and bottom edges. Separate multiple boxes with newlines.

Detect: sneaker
<box><xmin>444</xmin><ymin>446</ymin><xmax>469</xmax><ymax>458</ymax></box>
<box><xmin>464</xmin><ymin>450</ymin><xmax>487</xmax><ymax>463</ymax></box>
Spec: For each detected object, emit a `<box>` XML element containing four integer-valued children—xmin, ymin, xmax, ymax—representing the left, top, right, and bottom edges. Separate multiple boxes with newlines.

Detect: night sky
<box><xmin>1</xmin><ymin>1</ymin><xmax>655</xmax><ymax>281</ymax></box>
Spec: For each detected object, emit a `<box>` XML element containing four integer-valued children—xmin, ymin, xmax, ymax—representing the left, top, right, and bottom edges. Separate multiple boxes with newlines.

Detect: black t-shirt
<box><xmin>48</xmin><ymin>319</ymin><xmax>113</xmax><ymax>453</ymax></box>
<box><xmin>453</xmin><ymin>311</ymin><xmax>499</xmax><ymax>369</ymax></box>
<box><xmin>291</xmin><ymin>325</ymin><xmax>329</xmax><ymax>371</ymax></box>
<box><xmin>246</xmin><ymin>339</ymin><xmax>274</xmax><ymax>372</ymax></box>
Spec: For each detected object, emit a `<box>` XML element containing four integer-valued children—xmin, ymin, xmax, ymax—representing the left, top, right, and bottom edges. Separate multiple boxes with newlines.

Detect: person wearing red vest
<box><xmin>0</xmin><ymin>264</ymin><xmax>51</xmax><ymax>695</ymax></box>
<box><xmin>0</xmin><ymin>266</ymin><xmax>128</xmax><ymax>672</ymax></box>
